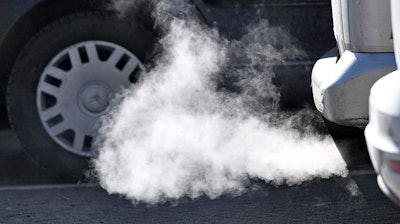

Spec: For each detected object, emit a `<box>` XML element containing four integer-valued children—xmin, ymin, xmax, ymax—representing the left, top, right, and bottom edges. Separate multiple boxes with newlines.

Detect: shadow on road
<box><xmin>324</xmin><ymin>119</ymin><xmax>373</xmax><ymax>170</ymax></box>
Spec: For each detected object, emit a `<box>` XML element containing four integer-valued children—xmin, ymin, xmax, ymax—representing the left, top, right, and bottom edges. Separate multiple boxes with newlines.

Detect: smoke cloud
<box><xmin>93</xmin><ymin>1</ymin><xmax>348</xmax><ymax>205</ymax></box>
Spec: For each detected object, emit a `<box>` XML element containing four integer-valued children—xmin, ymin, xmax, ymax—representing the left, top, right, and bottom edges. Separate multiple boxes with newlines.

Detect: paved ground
<box><xmin>1</xmin><ymin>112</ymin><xmax>400</xmax><ymax>223</ymax></box>
<box><xmin>0</xmin><ymin>174</ymin><xmax>399</xmax><ymax>223</ymax></box>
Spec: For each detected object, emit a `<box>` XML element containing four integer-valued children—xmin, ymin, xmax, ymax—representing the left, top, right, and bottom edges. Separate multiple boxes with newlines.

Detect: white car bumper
<box><xmin>312</xmin><ymin>49</ymin><xmax>395</xmax><ymax>127</ymax></box>
<box><xmin>365</xmin><ymin>71</ymin><xmax>400</xmax><ymax>206</ymax></box>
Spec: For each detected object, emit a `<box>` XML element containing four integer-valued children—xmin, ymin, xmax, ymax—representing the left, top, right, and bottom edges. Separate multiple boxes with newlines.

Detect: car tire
<box><xmin>7</xmin><ymin>11</ymin><xmax>155</xmax><ymax>180</ymax></box>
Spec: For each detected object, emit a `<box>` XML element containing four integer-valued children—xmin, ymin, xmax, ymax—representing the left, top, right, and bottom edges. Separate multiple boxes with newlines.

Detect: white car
<box><xmin>312</xmin><ymin>0</ymin><xmax>396</xmax><ymax>128</ymax></box>
<box><xmin>365</xmin><ymin>0</ymin><xmax>400</xmax><ymax>206</ymax></box>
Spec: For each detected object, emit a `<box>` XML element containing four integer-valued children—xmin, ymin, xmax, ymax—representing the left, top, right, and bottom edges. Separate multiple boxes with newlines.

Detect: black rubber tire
<box><xmin>7</xmin><ymin>12</ymin><xmax>155</xmax><ymax>180</ymax></box>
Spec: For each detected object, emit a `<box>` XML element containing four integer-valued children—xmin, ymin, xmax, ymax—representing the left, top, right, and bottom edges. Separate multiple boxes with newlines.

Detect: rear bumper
<box><xmin>311</xmin><ymin>49</ymin><xmax>395</xmax><ymax>127</ymax></box>
<box><xmin>365</xmin><ymin>71</ymin><xmax>400</xmax><ymax>206</ymax></box>
<box><xmin>366</xmin><ymin>128</ymin><xmax>400</xmax><ymax>206</ymax></box>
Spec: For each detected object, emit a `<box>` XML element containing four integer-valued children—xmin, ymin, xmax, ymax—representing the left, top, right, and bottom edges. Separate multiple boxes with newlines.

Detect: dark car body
<box><xmin>0</xmin><ymin>0</ymin><xmax>334</xmax><ymax>107</ymax></box>
<box><xmin>0</xmin><ymin>0</ymin><xmax>334</xmax><ymax>178</ymax></box>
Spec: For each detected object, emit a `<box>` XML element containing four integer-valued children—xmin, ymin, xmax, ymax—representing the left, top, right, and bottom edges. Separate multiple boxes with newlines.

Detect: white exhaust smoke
<box><xmin>93</xmin><ymin>1</ymin><xmax>348</xmax><ymax>205</ymax></box>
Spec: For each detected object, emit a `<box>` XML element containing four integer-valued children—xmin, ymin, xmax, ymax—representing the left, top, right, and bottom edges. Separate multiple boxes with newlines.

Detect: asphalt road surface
<box><xmin>1</xmin><ymin>113</ymin><xmax>400</xmax><ymax>223</ymax></box>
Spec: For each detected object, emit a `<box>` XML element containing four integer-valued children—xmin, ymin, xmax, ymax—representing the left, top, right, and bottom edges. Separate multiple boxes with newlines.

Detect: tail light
<box><xmin>389</xmin><ymin>159</ymin><xmax>400</xmax><ymax>173</ymax></box>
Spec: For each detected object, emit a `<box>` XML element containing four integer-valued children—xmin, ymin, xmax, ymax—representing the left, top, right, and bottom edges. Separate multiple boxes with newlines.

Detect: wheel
<box><xmin>7</xmin><ymin>12</ymin><xmax>155</xmax><ymax>180</ymax></box>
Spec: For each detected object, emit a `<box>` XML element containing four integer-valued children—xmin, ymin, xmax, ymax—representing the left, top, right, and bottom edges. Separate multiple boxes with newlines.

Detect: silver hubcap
<box><xmin>37</xmin><ymin>41</ymin><xmax>145</xmax><ymax>157</ymax></box>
